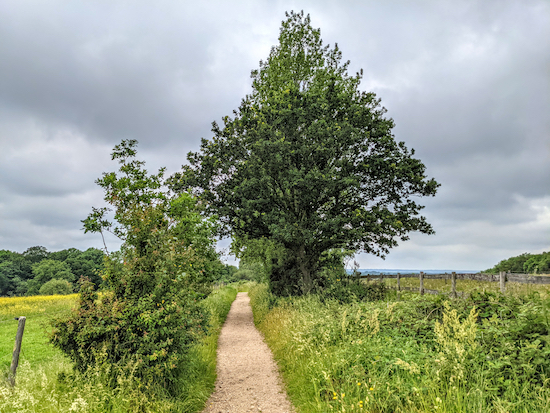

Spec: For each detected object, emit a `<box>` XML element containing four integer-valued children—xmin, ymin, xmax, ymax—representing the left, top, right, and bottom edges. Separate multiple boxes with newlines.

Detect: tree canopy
<box><xmin>484</xmin><ymin>251</ymin><xmax>550</xmax><ymax>274</ymax></box>
<box><xmin>0</xmin><ymin>246</ymin><xmax>105</xmax><ymax>296</ymax></box>
<box><xmin>171</xmin><ymin>11</ymin><xmax>439</xmax><ymax>295</ymax></box>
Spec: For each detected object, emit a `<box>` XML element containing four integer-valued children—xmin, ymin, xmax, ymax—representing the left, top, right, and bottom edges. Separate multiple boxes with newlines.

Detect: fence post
<box><xmin>9</xmin><ymin>316</ymin><xmax>26</xmax><ymax>386</ymax></box>
<box><xmin>397</xmin><ymin>273</ymin><xmax>401</xmax><ymax>291</ymax></box>
<box><xmin>419</xmin><ymin>272</ymin><xmax>425</xmax><ymax>295</ymax></box>
<box><xmin>396</xmin><ymin>273</ymin><xmax>401</xmax><ymax>300</ymax></box>
<box><xmin>499</xmin><ymin>271</ymin><xmax>506</xmax><ymax>294</ymax></box>
<box><xmin>451</xmin><ymin>272</ymin><xmax>457</xmax><ymax>298</ymax></box>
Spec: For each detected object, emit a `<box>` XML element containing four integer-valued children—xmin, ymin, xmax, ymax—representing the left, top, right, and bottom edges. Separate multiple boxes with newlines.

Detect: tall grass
<box><xmin>385</xmin><ymin>277</ymin><xmax>550</xmax><ymax>297</ymax></box>
<box><xmin>0</xmin><ymin>286</ymin><xmax>237</xmax><ymax>412</ymax></box>
<box><xmin>249</xmin><ymin>284</ymin><xmax>550</xmax><ymax>412</ymax></box>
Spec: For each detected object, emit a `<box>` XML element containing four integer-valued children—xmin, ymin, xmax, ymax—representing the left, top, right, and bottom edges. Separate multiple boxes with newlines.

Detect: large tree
<box><xmin>172</xmin><ymin>11</ymin><xmax>439</xmax><ymax>294</ymax></box>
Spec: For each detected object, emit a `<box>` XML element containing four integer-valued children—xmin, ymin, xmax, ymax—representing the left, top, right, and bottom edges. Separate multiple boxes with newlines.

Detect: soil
<box><xmin>202</xmin><ymin>292</ymin><xmax>295</xmax><ymax>413</ymax></box>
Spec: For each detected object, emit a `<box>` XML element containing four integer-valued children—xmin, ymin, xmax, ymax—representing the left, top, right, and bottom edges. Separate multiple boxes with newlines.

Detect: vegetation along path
<box><xmin>203</xmin><ymin>292</ymin><xmax>295</xmax><ymax>413</ymax></box>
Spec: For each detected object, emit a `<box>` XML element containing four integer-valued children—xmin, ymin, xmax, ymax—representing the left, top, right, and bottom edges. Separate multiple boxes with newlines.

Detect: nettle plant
<box><xmin>50</xmin><ymin>140</ymin><xmax>219</xmax><ymax>392</ymax></box>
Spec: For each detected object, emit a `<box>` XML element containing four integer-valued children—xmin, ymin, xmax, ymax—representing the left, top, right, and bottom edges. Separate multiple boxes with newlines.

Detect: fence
<box><xmin>359</xmin><ymin>271</ymin><xmax>550</xmax><ymax>297</ymax></box>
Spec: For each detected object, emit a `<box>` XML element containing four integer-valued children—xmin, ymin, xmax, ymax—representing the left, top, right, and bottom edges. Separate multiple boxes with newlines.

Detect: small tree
<box><xmin>39</xmin><ymin>278</ymin><xmax>73</xmax><ymax>295</ymax></box>
<box><xmin>172</xmin><ymin>11</ymin><xmax>439</xmax><ymax>295</ymax></box>
<box><xmin>27</xmin><ymin>259</ymin><xmax>75</xmax><ymax>295</ymax></box>
<box><xmin>50</xmin><ymin>140</ymin><xmax>219</xmax><ymax>392</ymax></box>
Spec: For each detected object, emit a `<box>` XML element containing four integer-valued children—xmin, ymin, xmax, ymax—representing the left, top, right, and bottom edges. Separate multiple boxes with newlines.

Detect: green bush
<box><xmin>50</xmin><ymin>141</ymin><xmax>219</xmax><ymax>394</ymax></box>
<box><xmin>38</xmin><ymin>278</ymin><xmax>73</xmax><ymax>295</ymax></box>
<box><xmin>314</xmin><ymin>267</ymin><xmax>389</xmax><ymax>304</ymax></box>
<box><xmin>50</xmin><ymin>275</ymin><xmax>206</xmax><ymax>393</ymax></box>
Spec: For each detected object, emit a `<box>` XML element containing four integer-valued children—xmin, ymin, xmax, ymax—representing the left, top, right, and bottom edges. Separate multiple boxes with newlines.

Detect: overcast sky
<box><xmin>1</xmin><ymin>0</ymin><xmax>548</xmax><ymax>271</ymax></box>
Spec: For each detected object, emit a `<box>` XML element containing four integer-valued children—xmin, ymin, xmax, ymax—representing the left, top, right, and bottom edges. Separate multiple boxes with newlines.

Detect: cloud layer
<box><xmin>1</xmin><ymin>0</ymin><xmax>548</xmax><ymax>270</ymax></box>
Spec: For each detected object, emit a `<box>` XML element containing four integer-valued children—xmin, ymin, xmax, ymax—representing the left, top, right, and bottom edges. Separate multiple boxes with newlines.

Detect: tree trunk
<box><xmin>296</xmin><ymin>245</ymin><xmax>313</xmax><ymax>294</ymax></box>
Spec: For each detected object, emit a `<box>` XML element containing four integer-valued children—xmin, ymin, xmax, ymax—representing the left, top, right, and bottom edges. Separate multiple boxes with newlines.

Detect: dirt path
<box><xmin>202</xmin><ymin>292</ymin><xmax>295</xmax><ymax>413</ymax></box>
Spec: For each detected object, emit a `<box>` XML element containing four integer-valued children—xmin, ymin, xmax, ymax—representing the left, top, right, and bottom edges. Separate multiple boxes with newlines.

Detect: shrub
<box><xmin>50</xmin><ymin>275</ymin><xmax>206</xmax><ymax>393</ymax></box>
<box><xmin>39</xmin><ymin>278</ymin><xmax>73</xmax><ymax>295</ymax></box>
<box><xmin>50</xmin><ymin>140</ymin><xmax>219</xmax><ymax>394</ymax></box>
<box><xmin>316</xmin><ymin>270</ymin><xmax>388</xmax><ymax>304</ymax></box>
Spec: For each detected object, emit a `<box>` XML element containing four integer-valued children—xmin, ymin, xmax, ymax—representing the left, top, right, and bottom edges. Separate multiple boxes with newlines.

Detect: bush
<box><xmin>316</xmin><ymin>270</ymin><xmax>388</xmax><ymax>304</ymax></box>
<box><xmin>50</xmin><ymin>277</ymin><xmax>206</xmax><ymax>392</ymax></box>
<box><xmin>250</xmin><ymin>288</ymin><xmax>550</xmax><ymax>412</ymax></box>
<box><xmin>39</xmin><ymin>278</ymin><xmax>73</xmax><ymax>295</ymax></box>
<box><xmin>50</xmin><ymin>141</ymin><xmax>219</xmax><ymax>394</ymax></box>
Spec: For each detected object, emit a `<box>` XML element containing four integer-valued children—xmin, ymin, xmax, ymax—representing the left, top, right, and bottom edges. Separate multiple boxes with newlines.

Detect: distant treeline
<box><xmin>0</xmin><ymin>246</ymin><xmax>105</xmax><ymax>296</ymax></box>
<box><xmin>484</xmin><ymin>251</ymin><xmax>550</xmax><ymax>274</ymax></box>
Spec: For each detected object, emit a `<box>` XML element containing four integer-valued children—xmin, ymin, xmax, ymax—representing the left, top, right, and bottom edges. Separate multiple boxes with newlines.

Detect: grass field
<box><xmin>383</xmin><ymin>277</ymin><xmax>550</xmax><ymax>297</ymax></box>
<box><xmin>0</xmin><ymin>294</ymin><xmax>77</xmax><ymax>375</ymax></box>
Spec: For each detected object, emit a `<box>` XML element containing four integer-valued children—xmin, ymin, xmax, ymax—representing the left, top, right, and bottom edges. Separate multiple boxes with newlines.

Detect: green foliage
<box><xmin>250</xmin><ymin>285</ymin><xmax>550</xmax><ymax>412</ymax></box>
<box><xmin>1</xmin><ymin>287</ymin><xmax>237</xmax><ymax>412</ymax></box>
<box><xmin>27</xmin><ymin>259</ymin><xmax>75</xmax><ymax>295</ymax></box>
<box><xmin>50</xmin><ymin>278</ymin><xmax>206</xmax><ymax>393</ymax></box>
<box><xmin>39</xmin><ymin>278</ymin><xmax>73</xmax><ymax>295</ymax></box>
<box><xmin>51</xmin><ymin>140</ymin><xmax>220</xmax><ymax>393</ymax></box>
<box><xmin>22</xmin><ymin>246</ymin><xmax>49</xmax><ymax>263</ymax></box>
<box><xmin>248</xmin><ymin>283</ymin><xmax>277</xmax><ymax>325</ymax></box>
<box><xmin>174</xmin><ymin>11</ymin><xmax>438</xmax><ymax>295</ymax></box>
<box><xmin>318</xmin><ymin>275</ymin><xmax>388</xmax><ymax>304</ymax></box>
<box><xmin>231</xmin><ymin>236</ymin><xmax>285</xmax><ymax>285</ymax></box>
<box><xmin>484</xmin><ymin>251</ymin><xmax>550</xmax><ymax>274</ymax></box>
<box><xmin>52</xmin><ymin>247</ymin><xmax>105</xmax><ymax>286</ymax></box>
<box><xmin>0</xmin><ymin>247</ymin><xmax>105</xmax><ymax>296</ymax></box>
<box><xmin>0</xmin><ymin>249</ymin><xmax>37</xmax><ymax>296</ymax></box>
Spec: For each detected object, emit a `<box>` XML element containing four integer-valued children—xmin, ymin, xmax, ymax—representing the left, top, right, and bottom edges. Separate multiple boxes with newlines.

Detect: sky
<box><xmin>0</xmin><ymin>0</ymin><xmax>548</xmax><ymax>271</ymax></box>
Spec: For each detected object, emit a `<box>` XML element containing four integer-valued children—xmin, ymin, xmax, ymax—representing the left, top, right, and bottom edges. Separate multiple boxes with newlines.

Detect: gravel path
<box><xmin>202</xmin><ymin>292</ymin><xmax>295</xmax><ymax>413</ymax></box>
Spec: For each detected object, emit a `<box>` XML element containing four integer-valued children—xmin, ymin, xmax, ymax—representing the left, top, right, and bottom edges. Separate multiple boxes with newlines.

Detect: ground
<box><xmin>203</xmin><ymin>292</ymin><xmax>295</xmax><ymax>413</ymax></box>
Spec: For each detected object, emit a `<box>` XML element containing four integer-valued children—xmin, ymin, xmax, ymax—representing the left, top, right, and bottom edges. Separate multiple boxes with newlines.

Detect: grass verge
<box><xmin>249</xmin><ymin>284</ymin><xmax>550</xmax><ymax>413</ymax></box>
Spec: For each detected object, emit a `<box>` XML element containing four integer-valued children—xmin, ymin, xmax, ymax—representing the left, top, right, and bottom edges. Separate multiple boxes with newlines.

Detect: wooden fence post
<box><xmin>9</xmin><ymin>316</ymin><xmax>26</xmax><ymax>386</ymax></box>
<box><xmin>419</xmin><ymin>272</ymin><xmax>425</xmax><ymax>295</ymax></box>
<box><xmin>397</xmin><ymin>273</ymin><xmax>401</xmax><ymax>291</ymax></box>
<box><xmin>396</xmin><ymin>273</ymin><xmax>401</xmax><ymax>300</ymax></box>
<box><xmin>450</xmin><ymin>272</ymin><xmax>456</xmax><ymax>298</ymax></box>
<box><xmin>499</xmin><ymin>271</ymin><xmax>506</xmax><ymax>294</ymax></box>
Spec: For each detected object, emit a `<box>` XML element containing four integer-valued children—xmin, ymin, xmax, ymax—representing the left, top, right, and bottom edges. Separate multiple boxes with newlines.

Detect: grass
<box><xmin>0</xmin><ymin>294</ymin><xmax>77</xmax><ymax>373</ymax></box>
<box><xmin>250</xmin><ymin>284</ymin><xmax>550</xmax><ymax>413</ymax></box>
<box><xmin>0</xmin><ymin>287</ymin><xmax>237</xmax><ymax>412</ymax></box>
<box><xmin>384</xmin><ymin>277</ymin><xmax>550</xmax><ymax>298</ymax></box>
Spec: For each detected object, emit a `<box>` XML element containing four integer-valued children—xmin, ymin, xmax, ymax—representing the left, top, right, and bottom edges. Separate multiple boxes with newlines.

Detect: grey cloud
<box><xmin>0</xmin><ymin>0</ymin><xmax>548</xmax><ymax>270</ymax></box>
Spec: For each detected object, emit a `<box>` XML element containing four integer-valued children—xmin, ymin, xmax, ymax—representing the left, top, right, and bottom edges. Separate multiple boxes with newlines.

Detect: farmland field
<box><xmin>0</xmin><ymin>294</ymin><xmax>77</xmax><ymax>373</ymax></box>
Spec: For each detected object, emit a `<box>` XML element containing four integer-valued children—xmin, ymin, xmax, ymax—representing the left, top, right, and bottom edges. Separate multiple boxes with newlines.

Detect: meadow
<box><xmin>250</xmin><ymin>283</ymin><xmax>550</xmax><ymax>413</ymax></box>
<box><xmin>0</xmin><ymin>294</ymin><xmax>78</xmax><ymax>374</ymax></box>
<box><xmin>0</xmin><ymin>286</ymin><xmax>237</xmax><ymax>412</ymax></box>
<box><xmin>385</xmin><ymin>276</ymin><xmax>550</xmax><ymax>298</ymax></box>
